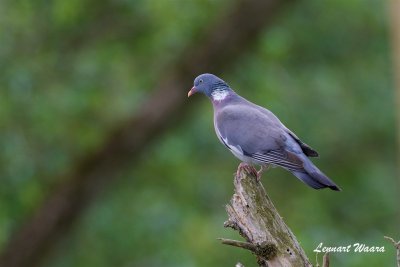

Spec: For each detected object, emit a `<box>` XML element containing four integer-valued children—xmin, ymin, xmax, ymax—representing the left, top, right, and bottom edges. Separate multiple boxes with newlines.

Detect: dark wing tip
<box><xmin>329</xmin><ymin>185</ymin><xmax>342</xmax><ymax>191</ymax></box>
<box><xmin>286</xmin><ymin>131</ymin><xmax>319</xmax><ymax>157</ymax></box>
<box><xmin>303</xmin><ymin>147</ymin><xmax>319</xmax><ymax>157</ymax></box>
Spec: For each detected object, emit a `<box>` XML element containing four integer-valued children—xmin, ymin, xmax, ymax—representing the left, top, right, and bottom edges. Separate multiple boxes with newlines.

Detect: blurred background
<box><xmin>0</xmin><ymin>0</ymin><xmax>398</xmax><ymax>266</ymax></box>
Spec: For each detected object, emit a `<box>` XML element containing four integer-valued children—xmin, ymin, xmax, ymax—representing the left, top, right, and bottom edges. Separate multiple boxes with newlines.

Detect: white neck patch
<box><xmin>211</xmin><ymin>90</ymin><xmax>229</xmax><ymax>101</ymax></box>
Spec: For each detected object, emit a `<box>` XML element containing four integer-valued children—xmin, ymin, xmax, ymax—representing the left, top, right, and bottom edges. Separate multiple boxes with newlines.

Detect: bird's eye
<box><xmin>199</xmin><ymin>79</ymin><xmax>203</xmax><ymax>83</ymax></box>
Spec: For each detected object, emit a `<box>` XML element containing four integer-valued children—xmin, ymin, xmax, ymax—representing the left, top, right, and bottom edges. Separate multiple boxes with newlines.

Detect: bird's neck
<box><xmin>210</xmin><ymin>88</ymin><xmax>237</xmax><ymax>106</ymax></box>
<box><xmin>211</xmin><ymin>89</ymin><xmax>229</xmax><ymax>102</ymax></box>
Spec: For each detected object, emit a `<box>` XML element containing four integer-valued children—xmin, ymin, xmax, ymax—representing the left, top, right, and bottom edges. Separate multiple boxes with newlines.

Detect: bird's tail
<box><xmin>291</xmin><ymin>156</ymin><xmax>341</xmax><ymax>191</ymax></box>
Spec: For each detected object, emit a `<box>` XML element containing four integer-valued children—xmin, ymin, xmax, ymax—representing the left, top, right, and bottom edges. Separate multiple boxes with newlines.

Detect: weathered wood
<box><xmin>220</xmin><ymin>163</ymin><xmax>312</xmax><ymax>267</ymax></box>
<box><xmin>322</xmin><ymin>252</ymin><xmax>330</xmax><ymax>267</ymax></box>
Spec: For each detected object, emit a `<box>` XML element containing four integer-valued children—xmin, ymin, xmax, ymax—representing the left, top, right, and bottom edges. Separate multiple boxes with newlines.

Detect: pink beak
<box><xmin>188</xmin><ymin>86</ymin><xmax>196</xmax><ymax>97</ymax></box>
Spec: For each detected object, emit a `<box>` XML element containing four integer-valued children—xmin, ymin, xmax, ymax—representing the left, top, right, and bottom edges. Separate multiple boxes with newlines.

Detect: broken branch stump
<box><xmin>220</xmin><ymin>163</ymin><xmax>312</xmax><ymax>267</ymax></box>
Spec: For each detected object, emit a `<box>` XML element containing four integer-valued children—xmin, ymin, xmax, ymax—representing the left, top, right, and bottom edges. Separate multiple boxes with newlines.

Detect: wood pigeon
<box><xmin>188</xmin><ymin>73</ymin><xmax>340</xmax><ymax>191</ymax></box>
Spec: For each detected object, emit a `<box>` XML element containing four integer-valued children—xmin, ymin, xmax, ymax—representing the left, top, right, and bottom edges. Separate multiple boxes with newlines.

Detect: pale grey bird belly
<box><xmin>230</xmin><ymin>148</ymin><xmax>258</xmax><ymax>164</ymax></box>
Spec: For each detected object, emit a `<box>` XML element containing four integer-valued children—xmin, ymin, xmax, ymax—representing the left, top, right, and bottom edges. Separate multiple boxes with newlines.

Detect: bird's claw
<box><xmin>256</xmin><ymin>164</ymin><xmax>270</xmax><ymax>181</ymax></box>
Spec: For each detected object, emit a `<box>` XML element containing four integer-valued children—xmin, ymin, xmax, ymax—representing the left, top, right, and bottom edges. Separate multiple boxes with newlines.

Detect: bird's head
<box><xmin>188</xmin><ymin>73</ymin><xmax>230</xmax><ymax>100</ymax></box>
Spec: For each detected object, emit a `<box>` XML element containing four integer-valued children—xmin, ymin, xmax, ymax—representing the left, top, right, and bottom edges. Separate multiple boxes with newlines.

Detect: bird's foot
<box><xmin>256</xmin><ymin>164</ymin><xmax>270</xmax><ymax>181</ymax></box>
<box><xmin>237</xmin><ymin>163</ymin><xmax>259</xmax><ymax>181</ymax></box>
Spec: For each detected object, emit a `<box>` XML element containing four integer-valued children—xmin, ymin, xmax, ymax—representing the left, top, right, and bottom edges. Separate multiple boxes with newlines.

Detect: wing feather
<box><xmin>251</xmin><ymin>150</ymin><xmax>304</xmax><ymax>172</ymax></box>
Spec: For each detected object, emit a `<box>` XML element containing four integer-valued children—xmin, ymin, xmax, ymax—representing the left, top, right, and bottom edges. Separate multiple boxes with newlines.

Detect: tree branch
<box><xmin>218</xmin><ymin>238</ymin><xmax>258</xmax><ymax>252</ymax></box>
<box><xmin>220</xmin><ymin>163</ymin><xmax>312</xmax><ymax>267</ymax></box>
<box><xmin>322</xmin><ymin>252</ymin><xmax>330</xmax><ymax>267</ymax></box>
<box><xmin>0</xmin><ymin>1</ymin><xmax>297</xmax><ymax>267</ymax></box>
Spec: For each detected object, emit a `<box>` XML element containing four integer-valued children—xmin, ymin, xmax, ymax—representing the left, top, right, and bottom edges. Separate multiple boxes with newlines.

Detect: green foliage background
<box><xmin>0</xmin><ymin>0</ymin><xmax>397</xmax><ymax>266</ymax></box>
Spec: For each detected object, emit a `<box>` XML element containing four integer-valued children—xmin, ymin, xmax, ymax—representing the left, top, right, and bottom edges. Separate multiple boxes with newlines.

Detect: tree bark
<box><xmin>220</xmin><ymin>163</ymin><xmax>312</xmax><ymax>267</ymax></box>
<box><xmin>0</xmin><ymin>1</ymin><xmax>297</xmax><ymax>267</ymax></box>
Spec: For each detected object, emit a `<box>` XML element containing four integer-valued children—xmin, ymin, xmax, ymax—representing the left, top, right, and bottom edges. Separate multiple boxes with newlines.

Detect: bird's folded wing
<box><xmin>250</xmin><ymin>150</ymin><xmax>304</xmax><ymax>172</ymax></box>
<box><xmin>247</xmin><ymin>101</ymin><xmax>319</xmax><ymax>158</ymax></box>
<box><xmin>215</xmin><ymin>120</ymin><xmax>305</xmax><ymax>172</ymax></box>
<box><xmin>215</xmin><ymin>104</ymin><xmax>308</xmax><ymax>171</ymax></box>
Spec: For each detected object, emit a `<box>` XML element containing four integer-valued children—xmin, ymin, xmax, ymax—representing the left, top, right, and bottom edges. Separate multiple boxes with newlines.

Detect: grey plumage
<box><xmin>188</xmin><ymin>73</ymin><xmax>340</xmax><ymax>191</ymax></box>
